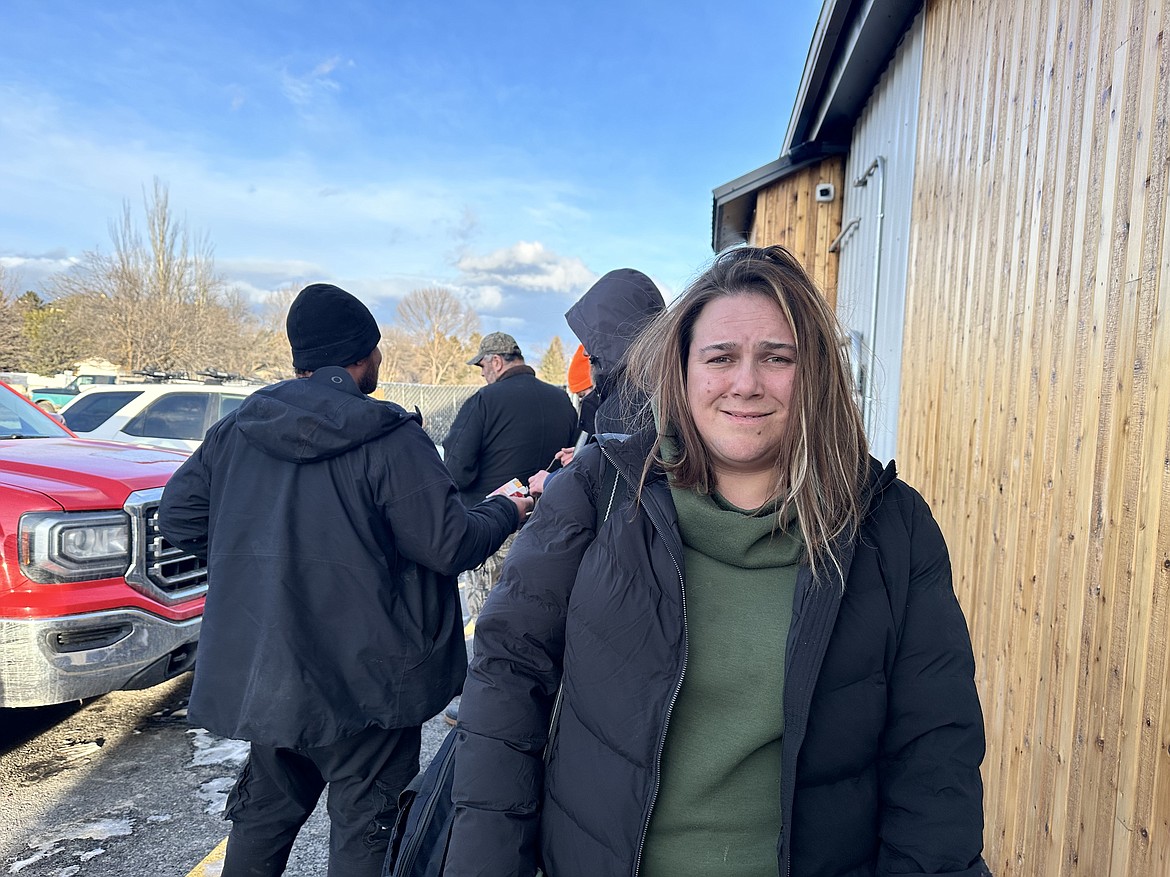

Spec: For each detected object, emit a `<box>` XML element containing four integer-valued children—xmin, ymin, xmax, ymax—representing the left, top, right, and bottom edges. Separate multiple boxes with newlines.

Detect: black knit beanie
<box><xmin>286</xmin><ymin>283</ymin><xmax>381</xmax><ymax>371</ymax></box>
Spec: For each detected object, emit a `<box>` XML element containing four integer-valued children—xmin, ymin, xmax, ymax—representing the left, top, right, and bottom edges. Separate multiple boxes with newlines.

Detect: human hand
<box><xmin>554</xmin><ymin>447</ymin><xmax>575</xmax><ymax>467</ymax></box>
<box><xmin>528</xmin><ymin>469</ymin><xmax>551</xmax><ymax>497</ymax></box>
<box><xmin>507</xmin><ymin>493</ymin><xmax>535</xmax><ymax>527</ymax></box>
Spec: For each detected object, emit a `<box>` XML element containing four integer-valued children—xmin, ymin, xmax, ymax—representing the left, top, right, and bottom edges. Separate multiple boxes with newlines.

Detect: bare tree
<box><xmin>378</xmin><ymin>324</ymin><xmax>419</xmax><ymax>383</ymax></box>
<box><xmin>53</xmin><ymin>179</ymin><xmax>255</xmax><ymax>375</ymax></box>
<box><xmin>536</xmin><ymin>335</ymin><xmax>568</xmax><ymax>386</ymax></box>
<box><xmin>244</xmin><ymin>284</ymin><xmax>299</xmax><ymax>381</ymax></box>
<box><xmin>394</xmin><ymin>288</ymin><xmax>481</xmax><ymax>384</ymax></box>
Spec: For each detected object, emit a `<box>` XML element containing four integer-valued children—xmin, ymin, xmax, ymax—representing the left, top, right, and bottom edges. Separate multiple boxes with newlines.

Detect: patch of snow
<box><xmin>171</xmin><ymin>707</ymin><xmax>188</xmax><ymax>717</ymax></box>
<box><xmin>63</xmin><ymin>818</ymin><xmax>133</xmax><ymax>842</ymax></box>
<box><xmin>188</xmin><ymin>729</ymin><xmax>249</xmax><ymax>767</ymax></box>
<box><xmin>146</xmin><ymin>813</ymin><xmax>173</xmax><ymax>823</ymax></box>
<box><xmin>26</xmin><ymin>817</ymin><xmax>134</xmax><ymax>850</ymax></box>
<box><xmin>197</xmin><ymin>776</ymin><xmax>236</xmax><ymax>815</ymax></box>
<box><xmin>76</xmin><ymin>849</ymin><xmax>104</xmax><ymax>863</ymax></box>
<box><xmin>8</xmin><ymin>845</ymin><xmax>62</xmax><ymax>873</ymax></box>
<box><xmin>53</xmin><ymin>867</ymin><xmax>79</xmax><ymax>877</ymax></box>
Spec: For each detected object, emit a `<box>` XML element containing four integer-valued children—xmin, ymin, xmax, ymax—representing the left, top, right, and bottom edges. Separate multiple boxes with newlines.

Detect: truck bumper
<box><xmin>0</xmin><ymin>609</ymin><xmax>200</xmax><ymax>708</ymax></box>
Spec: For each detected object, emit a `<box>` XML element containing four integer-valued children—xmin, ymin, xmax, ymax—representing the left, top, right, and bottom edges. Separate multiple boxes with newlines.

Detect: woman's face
<box><xmin>685</xmin><ymin>292</ymin><xmax>797</xmax><ymax>487</ymax></box>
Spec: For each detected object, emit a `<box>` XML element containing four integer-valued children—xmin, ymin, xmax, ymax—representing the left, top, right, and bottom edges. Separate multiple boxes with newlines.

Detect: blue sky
<box><xmin>0</xmin><ymin>0</ymin><xmax>823</xmax><ymax>359</ymax></box>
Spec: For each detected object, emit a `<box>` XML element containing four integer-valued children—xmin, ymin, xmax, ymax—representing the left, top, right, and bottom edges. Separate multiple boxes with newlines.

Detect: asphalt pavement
<box><xmin>0</xmin><ymin>675</ymin><xmax>454</xmax><ymax>877</ymax></box>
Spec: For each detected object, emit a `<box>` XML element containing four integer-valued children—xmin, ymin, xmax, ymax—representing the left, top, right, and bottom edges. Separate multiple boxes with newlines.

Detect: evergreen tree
<box><xmin>536</xmin><ymin>335</ymin><xmax>568</xmax><ymax>386</ymax></box>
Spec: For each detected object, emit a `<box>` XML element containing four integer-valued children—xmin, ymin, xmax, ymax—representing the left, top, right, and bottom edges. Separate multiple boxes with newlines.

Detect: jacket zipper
<box><xmin>626</xmin><ymin>461</ymin><xmax>687</xmax><ymax>877</ymax></box>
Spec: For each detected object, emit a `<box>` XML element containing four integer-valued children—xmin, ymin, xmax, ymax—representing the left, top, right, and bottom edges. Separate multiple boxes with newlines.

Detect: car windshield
<box><xmin>0</xmin><ymin>386</ymin><xmax>73</xmax><ymax>439</ymax></box>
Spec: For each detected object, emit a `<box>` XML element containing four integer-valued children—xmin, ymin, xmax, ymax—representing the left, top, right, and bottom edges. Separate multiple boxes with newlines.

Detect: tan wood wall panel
<box><xmin>749</xmin><ymin>157</ymin><xmax>845</xmax><ymax>306</ymax></box>
<box><xmin>901</xmin><ymin>0</ymin><xmax>1170</xmax><ymax>874</ymax></box>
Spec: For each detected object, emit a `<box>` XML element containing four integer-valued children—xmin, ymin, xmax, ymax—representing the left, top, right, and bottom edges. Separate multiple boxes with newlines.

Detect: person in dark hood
<box><xmin>158</xmin><ymin>283</ymin><xmax>531</xmax><ymax>877</ymax></box>
<box><xmin>527</xmin><ymin>269</ymin><xmax>665</xmax><ymax>498</ymax></box>
<box><xmin>564</xmin><ymin>267</ymin><xmax>665</xmax><ymax>436</ymax></box>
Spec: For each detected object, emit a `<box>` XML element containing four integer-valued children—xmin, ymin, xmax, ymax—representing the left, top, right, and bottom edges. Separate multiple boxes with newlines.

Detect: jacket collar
<box><xmin>496</xmin><ymin>363</ymin><xmax>535</xmax><ymax>382</ymax></box>
<box><xmin>308</xmin><ymin>365</ymin><xmax>363</xmax><ymax>397</ymax></box>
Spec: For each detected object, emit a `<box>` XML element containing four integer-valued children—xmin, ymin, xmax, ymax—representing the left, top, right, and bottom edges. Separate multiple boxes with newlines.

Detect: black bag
<box><xmin>383</xmin><ymin>725</ymin><xmax>458</xmax><ymax>877</ymax></box>
<box><xmin>383</xmin><ymin>446</ymin><xmax>623</xmax><ymax>877</ymax></box>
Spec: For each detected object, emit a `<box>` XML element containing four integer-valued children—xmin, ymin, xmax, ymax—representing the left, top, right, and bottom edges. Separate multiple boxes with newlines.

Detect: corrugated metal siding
<box><xmin>834</xmin><ymin>10</ymin><xmax>925</xmax><ymax>463</ymax></box>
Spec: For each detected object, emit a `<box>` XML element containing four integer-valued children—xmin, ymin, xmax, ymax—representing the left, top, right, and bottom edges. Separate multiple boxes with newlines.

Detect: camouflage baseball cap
<box><xmin>467</xmin><ymin>332</ymin><xmax>522</xmax><ymax>365</ymax></box>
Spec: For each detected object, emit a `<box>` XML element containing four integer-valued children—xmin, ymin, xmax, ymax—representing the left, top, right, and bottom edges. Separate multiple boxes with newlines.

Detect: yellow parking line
<box><xmin>186</xmin><ymin>837</ymin><xmax>228</xmax><ymax>876</ymax></box>
<box><xmin>464</xmin><ymin>617</ymin><xmax>476</xmax><ymax>638</ymax></box>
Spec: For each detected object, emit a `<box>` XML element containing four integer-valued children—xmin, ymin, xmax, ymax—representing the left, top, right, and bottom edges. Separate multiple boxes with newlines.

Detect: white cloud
<box><xmin>217</xmin><ymin>257</ymin><xmax>325</xmax><ymax>285</ymax></box>
<box><xmin>0</xmin><ymin>252</ymin><xmax>80</xmax><ymax>292</ymax></box>
<box><xmin>456</xmin><ymin>241</ymin><xmax>595</xmax><ymax>297</ymax></box>
<box><xmin>463</xmin><ymin>285</ymin><xmax>504</xmax><ymax>311</ymax></box>
<box><xmin>281</xmin><ymin>56</ymin><xmax>346</xmax><ymax>106</ymax></box>
<box><xmin>312</xmin><ymin>56</ymin><xmax>343</xmax><ymax>78</ymax></box>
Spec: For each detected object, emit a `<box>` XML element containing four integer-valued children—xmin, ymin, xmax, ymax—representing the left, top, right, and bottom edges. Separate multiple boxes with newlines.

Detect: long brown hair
<box><xmin>625</xmin><ymin>245</ymin><xmax>869</xmax><ymax>582</ymax></box>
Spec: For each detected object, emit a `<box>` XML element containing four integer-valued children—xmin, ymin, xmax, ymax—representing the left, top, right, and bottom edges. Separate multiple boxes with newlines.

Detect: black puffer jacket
<box><xmin>447</xmin><ymin>433</ymin><xmax>988</xmax><ymax>877</ymax></box>
<box><xmin>159</xmin><ymin>368</ymin><xmax>518</xmax><ymax>749</ymax></box>
<box><xmin>443</xmin><ymin>365</ymin><xmax>578</xmax><ymax>506</ymax></box>
<box><xmin>565</xmin><ymin>269</ymin><xmax>664</xmax><ymax>435</ymax></box>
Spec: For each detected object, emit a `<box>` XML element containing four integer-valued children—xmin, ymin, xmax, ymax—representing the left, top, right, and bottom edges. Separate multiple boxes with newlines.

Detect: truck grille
<box><xmin>124</xmin><ymin>488</ymin><xmax>208</xmax><ymax>605</ymax></box>
<box><xmin>144</xmin><ymin>506</ymin><xmax>206</xmax><ymax>592</ymax></box>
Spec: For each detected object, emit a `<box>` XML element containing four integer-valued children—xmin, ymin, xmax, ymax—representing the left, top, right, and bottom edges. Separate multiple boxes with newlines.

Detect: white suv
<box><xmin>60</xmin><ymin>382</ymin><xmax>262</xmax><ymax>452</ymax></box>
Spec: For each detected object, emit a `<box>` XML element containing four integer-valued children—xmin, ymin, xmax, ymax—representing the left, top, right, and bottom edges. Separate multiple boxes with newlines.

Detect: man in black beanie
<box><xmin>159</xmin><ymin>283</ymin><xmax>532</xmax><ymax>877</ymax></box>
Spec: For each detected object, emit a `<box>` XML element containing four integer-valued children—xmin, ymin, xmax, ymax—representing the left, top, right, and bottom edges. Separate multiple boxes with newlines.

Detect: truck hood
<box><xmin>0</xmin><ymin>438</ymin><xmax>188</xmax><ymax>511</ymax></box>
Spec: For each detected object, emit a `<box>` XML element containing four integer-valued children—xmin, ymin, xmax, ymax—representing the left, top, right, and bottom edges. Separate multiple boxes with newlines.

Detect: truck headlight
<box><xmin>19</xmin><ymin>512</ymin><xmax>131</xmax><ymax>583</ymax></box>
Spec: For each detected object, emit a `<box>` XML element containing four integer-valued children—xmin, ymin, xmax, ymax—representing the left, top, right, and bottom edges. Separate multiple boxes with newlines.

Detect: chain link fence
<box><xmin>377</xmin><ymin>382</ymin><xmax>480</xmax><ymax>443</ymax></box>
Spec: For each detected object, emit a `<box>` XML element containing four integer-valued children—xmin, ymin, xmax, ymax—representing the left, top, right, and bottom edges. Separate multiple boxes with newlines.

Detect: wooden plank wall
<box><xmin>900</xmin><ymin>0</ymin><xmax>1170</xmax><ymax>874</ymax></box>
<box><xmin>749</xmin><ymin>157</ymin><xmax>846</xmax><ymax>306</ymax></box>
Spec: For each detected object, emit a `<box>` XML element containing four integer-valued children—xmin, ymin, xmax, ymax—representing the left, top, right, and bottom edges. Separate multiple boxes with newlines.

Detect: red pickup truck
<box><xmin>0</xmin><ymin>381</ymin><xmax>205</xmax><ymax>707</ymax></box>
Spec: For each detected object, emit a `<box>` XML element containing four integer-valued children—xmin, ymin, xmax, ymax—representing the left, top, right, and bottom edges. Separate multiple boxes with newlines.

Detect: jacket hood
<box><xmin>565</xmin><ymin>269</ymin><xmax>665</xmax><ymax>384</ymax></box>
<box><xmin>234</xmin><ymin>367</ymin><xmax>418</xmax><ymax>463</ymax></box>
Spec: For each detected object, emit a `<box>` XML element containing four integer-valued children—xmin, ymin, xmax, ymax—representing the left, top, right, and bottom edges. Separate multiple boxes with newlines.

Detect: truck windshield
<box><xmin>0</xmin><ymin>386</ymin><xmax>73</xmax><ymax>438</ymax></box>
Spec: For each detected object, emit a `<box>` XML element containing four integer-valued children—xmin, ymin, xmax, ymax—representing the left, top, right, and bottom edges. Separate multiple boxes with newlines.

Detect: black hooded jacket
<box><xmin>446</xmin><ymin>433</ymin><xmax>988</xmax><ymax>877</ymax></box>
<box><xmin>564</xmin><ymin>269</ymin><xmax>664</xmax><ymax>435</ymax></box>
<box><xmin>158</xmin><ymin>367</ymin><xmax>518</xmax><ymax>749</ymax></box>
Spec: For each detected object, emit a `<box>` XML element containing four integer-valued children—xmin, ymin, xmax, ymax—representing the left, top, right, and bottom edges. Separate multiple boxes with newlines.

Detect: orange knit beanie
<box><xmin>566</xmin><ymin>343</ymin><xmax>592</xmax><ymax>394</ymax></box>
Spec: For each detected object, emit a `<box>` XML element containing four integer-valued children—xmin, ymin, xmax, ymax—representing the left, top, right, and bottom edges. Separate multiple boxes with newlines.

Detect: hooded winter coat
<box><xmin>446</xmin><ymin>433</ymin><xmax>989</xmax><ymax>877</ymax></box>
<box><xmin>158</xmin><ymin>367</ymin><xmax>518</xmax><ymax>750</ymax></box>
<box><xmin>565</xmin><ymin>269</ymin><xmax>665</xmax><ymax>435</ymax></box>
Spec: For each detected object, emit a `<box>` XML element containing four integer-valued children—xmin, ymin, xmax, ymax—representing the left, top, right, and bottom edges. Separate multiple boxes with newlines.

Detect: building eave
<box><xmin>710</xmin><ymin>0</ymin><xmax>922</xmax><ymax>251</ymax></box>
<box><xmin>710</xmin><ymin>144</ymin><xmax>844</xmax><ymax>252</ymax></box>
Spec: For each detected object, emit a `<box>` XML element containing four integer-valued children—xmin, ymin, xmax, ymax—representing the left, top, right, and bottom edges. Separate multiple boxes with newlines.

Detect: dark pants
<box><xmin>221</xmin><ymin>725</ymin><xmax>422</xmax><ymax>877</ymax></box>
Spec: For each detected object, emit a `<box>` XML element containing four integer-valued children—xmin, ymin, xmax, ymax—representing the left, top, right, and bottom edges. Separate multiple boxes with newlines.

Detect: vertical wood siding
<box><xmin>749</xmin><ymin>157</ymin><xmax>846</xmax><ymax>306</ymax></box>
<box><xmin>901</xmin><ymin>0</ymin><xmax>1170</xmax><ymax>874</ymax></box>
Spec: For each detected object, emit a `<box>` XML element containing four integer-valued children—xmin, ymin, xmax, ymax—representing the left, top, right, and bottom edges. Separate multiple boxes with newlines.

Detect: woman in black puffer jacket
<box><xmin>446</xmin><ymin>246</ymin><xmax>990</xmax><ymax>877</ymax></box>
